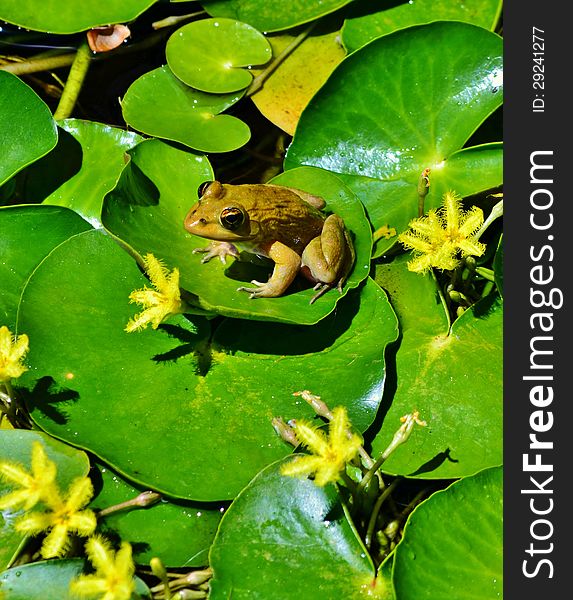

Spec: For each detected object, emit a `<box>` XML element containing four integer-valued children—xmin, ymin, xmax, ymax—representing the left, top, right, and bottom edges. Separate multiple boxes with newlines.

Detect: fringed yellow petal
<box><xmin>400</xmin><ymin>190</ymin><xmax>487</xmax><ymax>274</ymax></box>
<box><xmin>65</xmin><ymin>477</ymin><xmax>95</xmax><ymax>511</ymax></box>
<box><xmin>15</xmin><ymin>511</ymin><xmax>53</xmax><ymax>534</ymax></box>
<box><xmin>0</xmin><ymin>488</ymin><xmax>31</xmax><ymax>510</ymax></box>
<box><xmin>292</xmin><ymin>421</ymin><xmax>329</xmax><ymax>456</ymax></box>
<box><xmin>41</xmin><ymin>523</ymin><xmax>70</xmax><ymax>558</ymax></box>
<box><xmin>0</xmin><ymin>326</ymin><xmax>29</xmax><ymax>382</ymax></box>
<box><xmin>70</xmin><ymin>574</ymin><xmax>109</xmax><ymax>596</ymax></box>
<box><xmin>72</xmin><ymin>537</ymin><xmax>136</xmax><ymax>600</ymax></box>
<box><xmin>282</xmin><ymin>407</ymin><xmax>361</xmax><ymax>487</ymax></box>
<box><xmin>125</xmin><ymin>255</ymin><xmax>182</xmax><ymax>333</ymax></box>
<box><xmin>280</xmin><ymin>455</ymin><xmax>325</xmax><ymax>479</ymax></box>
<box><xmin>0</xmin><ymin>461</ymin><xmax>33</xmax><ymax>488</ymax></box>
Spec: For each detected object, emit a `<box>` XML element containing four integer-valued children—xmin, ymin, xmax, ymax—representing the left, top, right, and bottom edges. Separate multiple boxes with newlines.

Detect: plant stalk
<box><xmin>53</xmin><ymin>40</ymin><xmax>92</xmax><ymax>120</ymax></box>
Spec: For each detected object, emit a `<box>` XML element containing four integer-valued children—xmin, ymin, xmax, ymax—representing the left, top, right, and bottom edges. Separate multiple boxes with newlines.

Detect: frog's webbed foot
<box><xmin>193</xmin><ymin>241</ymin><xmax>239</xmax><ymax>264</ymax></box>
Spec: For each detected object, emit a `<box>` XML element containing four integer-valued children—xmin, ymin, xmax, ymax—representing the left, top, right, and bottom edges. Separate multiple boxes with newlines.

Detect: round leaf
<box><xmin>372</xmin><ymin>257</ymin><xmax>502</xmax><ymax>479</ymax></box>
<box><xmin>0</xmin><ymin>71</ymin><xmax>57</xmax><ymax>186</ymax></box>
<box><xmin>166</xmin><ymin>18</ymin><xmax>272</xmax><ymax>93</ymax></box>
<box><xmin>0</xmin><ymin>559</ymin><xmax>150</xmax><ymax>599</ymax></box>
<box><xmin>285</xmin><ymin>22</ymin><xmax>503</xmax><ymax>256</ymax></box>
<box><xmin>251</xmin><ymin>28</ymin><xmax>346</xmax><ymax>135</ymax></box>
<box><xmin>16</xmin><ymin>224</ymin><xmax>397</xmax><ymax>500</ymax></box>
<box><xmin>0</xmin><ymin>0</ymin><xmax>156</xmax><ymax>34</ymax></box>
<box><xmin>42</xmin><ymin>120</ymin><xmax>141</xmax><ymax>227</ymax></box>
<box><xmin>209</xmin><ymin>458</ymin><xmax>389</xmax><ymax>599</ymax></box>
<box><xmin>201</xmin><ymin>0</ymin><xmax>354</xmax><ymax>32</ymax></box>
<box><xmin>121</xmin><ymin>66</ymin><xmax>250</xmax><ymax>153</ymax></box>
<box><xmin>104</xmin><ymin>153</ymin><xmax>372</xmax><ymax>325</ymax></box>
<box><xmin>342</xmin><ymin>0</ymin><xmax>502</xmax><ymax>52</ymax></box>
<box><xmin>91</xmin><ymin>463</ymin><xmax>224</xmax><ymax>567</ymax></box>
<box><xmin>393</xmin><ymin>466</ymin><xmax>502</xmax><ymax>599</ymax></box>
<box><xmin>0</xmin><ymin>430</ymin><xmax>90</xmax><ymax>570</ymax></box>
<box><xmin>0</xmin><ymin>205</ymin><xmax>92</xmax><ymax>329</ymax></box>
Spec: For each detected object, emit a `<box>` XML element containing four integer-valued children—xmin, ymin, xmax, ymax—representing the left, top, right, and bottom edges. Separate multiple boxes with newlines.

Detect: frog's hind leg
<box><xmin>301</xmin><ymin>215</ymin><xmax>355</xmax><ymax>303</ymax></box>
<box><xmin>236</xmin><ymin>241</ymin><xmax>300</xmax><ymax>299</ymax></box>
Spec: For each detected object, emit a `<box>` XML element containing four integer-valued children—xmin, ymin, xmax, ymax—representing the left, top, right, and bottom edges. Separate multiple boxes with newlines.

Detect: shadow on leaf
<box><xmin>18</xmin><ymin>376</ymin><xmax>79</xmax><ymax>425</ymax></box>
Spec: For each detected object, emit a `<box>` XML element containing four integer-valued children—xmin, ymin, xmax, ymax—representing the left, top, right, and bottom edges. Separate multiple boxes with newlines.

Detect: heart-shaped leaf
<box><xmin>393</xmin><ymin>466</ymin><xmax>502</xmax><ymax>599</ymax></box>
<box><xmin>342</xmin><ymin>0</ymin><xmax>502</xmax><ymax>52</ymax></box>
<box><xmin>91</xmin><ymin>462</ymin><xmax>224</xmax><ymax>567</ymax></box>
<box><xmin>40</xmin><ymin>120</ymin><xmax>141</xmax><ymax>227</ymax></box>
<box><xmin>104</xmin><ymin>147</ymin><xmax>372</xmax><ymax>325</ymax></box>
<box><xmin>0</xmin><ymin>72</ymin><xmax>57</xmax><ymax>187</ymax></box>
<box><xmin>372</xmin><ymin>256</ymin><xmax>502</xmax><ymax>479</ymax></box>
<box><xmin>285</xmin><ymin>22</ymin><xmax>503</xmax><ymax>256</ymax></box>
<box><xmin>0</xmin><ymin>559</ymin><xmax>151</xmax><ymax>599</ymax></box>
<box><xmin>0</xmin><ymin>430</ymin><xmax>90</xmax><ymax>570</ymax></box>
<box><xmin>0</xmin><ymin>205</ymin><xmax>92</xmax><ymax>329</ymax></box>
<box><xmin>121</xmin><ymin>66</ymin><xmax>250</xmax><ymax>153</ymax></box>
<box><xmin>201</xmin><ymin>0</ymin><xmax>354</xmax><ymax>32</ymax></box>
<box><xmin>166</xmin><ymin>18</ymin><xmax>272</xmax><ymax>93</ymax></box>
<box><xmin>15</xmin><ymin>215</ymin><xmax>397</xmax><ymax>500</ymax></box>
<box><xmin>209</xmin><ymin>458</ymin><xmax>389</xmax><ymax>599</ymax></box>
<box><xmin>0</xmin><ymin>0</ymin><xmax>156</xmax><ymax>34</ymax></box>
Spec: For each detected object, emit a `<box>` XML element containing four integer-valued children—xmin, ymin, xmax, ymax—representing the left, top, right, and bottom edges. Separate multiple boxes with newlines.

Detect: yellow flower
<box><xmin>16</xmin><ymin>476</ymin><xmax>96</xmax><ymax>558</ymax></box>
<box><xmin>0</xmin><ymin>441</ymin><xmax>57</xmax><ymax>511</ymax></box>
<box><xmin>0</xmin><ymin>326</ymin><xmax>29</xmax><ymax>382</ymax></box>
<box><xmin>399</xmin><ymin>191</ymin><xmax>486</xmax><ymax>273</ymax></box>
<box><xmin>281</xmin><ymin>407</ymin><xmax>362</xmax><ymax>486</ymax></box>
<box><xmin>125</xmin><ymin>253</ymin><xmax>183</xmax><ymax>333</ymax></box>
<box><xmin>70</xmin><ymin>535</ymin><xmax>135</xmax><ymax>600</ymax></box>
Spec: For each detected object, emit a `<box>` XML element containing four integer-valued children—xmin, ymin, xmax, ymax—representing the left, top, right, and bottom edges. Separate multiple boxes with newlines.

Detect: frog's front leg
<box><xmin>237</xmin><ymin>241</ymin><xmax>300</xmax><ymax>299</ymax></box>
<box><xmin>193</xmin><ymin>241</ymin><xmax>239</xmax><ymax>264</ymax></box>
<box><xmin>301</xmin><ymin>214</ymin><xmax>354</xmax><ymax>303</ymax></box>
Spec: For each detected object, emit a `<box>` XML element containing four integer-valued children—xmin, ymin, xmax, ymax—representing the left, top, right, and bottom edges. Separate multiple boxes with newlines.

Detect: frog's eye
<box><xmin>220</xmin><ymin>207</ymin><xmax>245</xmax><ymax>231</ymax></box>
<box><xmin>198</xmin><ymin>181</ymin><xmax>214</xmax><ymax>198</ymax></box>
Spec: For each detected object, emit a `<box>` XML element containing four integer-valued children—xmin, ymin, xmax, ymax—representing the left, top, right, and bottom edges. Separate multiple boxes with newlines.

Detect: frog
<box><xmin>183</xmin><ymin>181</ymin><xmax>355</xmax><ymax>303</ymax></box>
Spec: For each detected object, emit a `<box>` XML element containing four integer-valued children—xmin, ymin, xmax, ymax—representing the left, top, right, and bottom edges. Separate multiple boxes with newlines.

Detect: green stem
<box><xmin>365</xmin><ymin>478</ymin><xmax>401</xmax><ymax>549</ymax></box>
<box><xmin>0</xmin><ymin>53</ymin><xmax>75</xmax><ymax>75</ymax></box>
<box><xmin>152</xmin><ymin>11</ymin><xmax>205</xmax><ymax>30</ymax></box>
<box><xmin>53</xmin><ymin>41</ymin><xmax>92</xmax><ymax>120</ymax></box>
<box><xmin>245</xmin><ymin>21</ymin><xmax>317</xmax><ymax>97</ymax></box>
<box><xmin>96</xmin><ymin>490</ymin><xmax>161</xmax><ymax>518</ymax></box>
<box><xmin>475</xmin><ymin>198</ymin><xmax>503</xmax><ymax>241</ymax></box>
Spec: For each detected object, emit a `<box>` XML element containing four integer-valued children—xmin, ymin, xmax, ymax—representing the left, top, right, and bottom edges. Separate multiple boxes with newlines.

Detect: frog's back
<box><xmin>232</xmin><ymin>184</ymin><xmax>326</xmax><ymax>254</ymax></box>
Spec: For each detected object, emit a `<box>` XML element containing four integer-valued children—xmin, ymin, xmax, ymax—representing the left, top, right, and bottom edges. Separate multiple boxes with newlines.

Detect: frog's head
<box><xmin>184</xmin><ymin>181</ymin><xmax>255</xmax><ymax>241</ymax></box>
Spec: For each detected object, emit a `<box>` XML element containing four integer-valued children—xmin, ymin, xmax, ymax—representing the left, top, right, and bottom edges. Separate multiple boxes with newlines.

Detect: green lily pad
<box><xmin>91</xmin><ymin>462</ymin><xmax>224</xmax><ymax>567</ymax></box>
<box><xmin>0</xmin><ymin>0</ymin><xmax>156</xmax><ymax>34</ymax></box>
<box><xmin>15</xmin><ymin>220</ymin><xmax>397</xmax><ymax>500</ymax></box>
<box><xmin>372</xmin><ymin>256</ymin><xmax>502</xmax><ymax>479</ymax></box>
<box><xmin>393</xmin><ymin>466</ymin><xmax>502</xmax><ymax>599</ymax></box>
<box><xmin>201</xmin><ymin>0</ymin><xmax>354</xmax><ymax>32</ymax></box>
<box><xmin>209</xmin><ymin>458</ymin><xmax>390</xmax><ymax>599</ymax></box>
<box><xmin>0</xmin><ymin>71</ymin><xmax>57</xmax><ymax>187</ymax></box>
<box><xmin>0</xmin><ymin>205</ymin><xmax>92</xmax><ymax>329</ymax></box>
<box><xmin>104</xmin><ymin>148</ymin><xmax>372</xmax><ymax>324</ymax></box>
<box><xmin>166</xmin><ymin>18</ymin><xmax>272</xmax><ymax>93</ymax></box>
<box><xmin>250</xmin><ymin>27</ymin><xmax>347</xmax><ymax>135</ymax></box>
<box><xmin>286</xmin><ymin>22</ymin><xmax>503</xmax><ymax>256</ymax></box>
<box><xmin>0</xmin><ymin>559</ymin><xmax>151</xmax><ymax>599</ymax></box>
<box><xmin>342</xmin><ymin>0</ymin><xmax>502</xmax><ymax>52</ymax></box>
<box><xmin>121</xmin><ymin>66</ymin><xmax>250</xmax><ymax>153</ymax></box>
<box><xmin>0</xmin><ymin>430</ymin><xmax>90</xmax><ymax>570</ymax></box>
<box><xmin>40</xmin><ymin>120</ymin><xmax>141</xmax><ymax>227</ymax></box>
